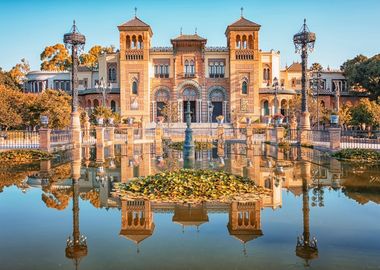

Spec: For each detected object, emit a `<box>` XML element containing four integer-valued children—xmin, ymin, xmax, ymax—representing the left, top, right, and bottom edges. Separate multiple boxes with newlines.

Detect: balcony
<box><xmin>235</xmin><ymin>49</ymin><xmax>254</xmax><ymax>60</ymax></box>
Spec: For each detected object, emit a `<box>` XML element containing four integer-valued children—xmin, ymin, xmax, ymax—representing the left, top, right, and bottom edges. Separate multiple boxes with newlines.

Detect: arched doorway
<box><xmin>182</xmin><ymin>88</ymin><xmax>198</xmax><ymax>123</ymax></box>
<box><xmin>155</xmin><ymin>88</ymin><xmax>170</xmax><ymax>118</ymax></box>
<box><xmin>262</xmin><ymin>100</ymin><xmax>270</xmax><ymax>116</ymax></box>
<box><xmin>208</xmin><ymin>87</ymin><xmax>226</xmax><ymax>122</ymax></box>
<box><xmin>111</xmin><ymin>100</ymin><xmax>116</xmax><ymax>112</ymax></box>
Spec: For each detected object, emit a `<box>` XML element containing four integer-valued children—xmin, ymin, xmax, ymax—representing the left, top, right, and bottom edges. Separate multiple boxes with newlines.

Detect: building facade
<box><xmin>24</xmin><ymin>14</ymin><xmax>363</xmax><ymax>126</ymax></box>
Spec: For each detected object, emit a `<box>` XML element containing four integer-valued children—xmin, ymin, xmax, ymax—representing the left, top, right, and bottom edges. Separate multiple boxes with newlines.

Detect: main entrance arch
<box><xmin>177</xmin><ymin>80</ymin><xmax>202</xmax><ymax>123</ymax></box>
<box><xmin>208</xmin><ymin>86</ymin><xmax>227</xmax><ymax>122</ymax></box>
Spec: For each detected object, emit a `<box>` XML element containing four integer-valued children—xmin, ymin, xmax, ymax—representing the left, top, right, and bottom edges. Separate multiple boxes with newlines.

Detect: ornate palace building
<box><xmin>24</xmin><ymin>13</ymin><xmax>363</xmax><ymax>125</ymax></box>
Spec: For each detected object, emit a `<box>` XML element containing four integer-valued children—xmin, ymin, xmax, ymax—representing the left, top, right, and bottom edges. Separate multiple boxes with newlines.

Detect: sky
<box><xmin>0</xmin><ymin>0</ymin><xmax>379</xmax><ymax>71</ymax></box>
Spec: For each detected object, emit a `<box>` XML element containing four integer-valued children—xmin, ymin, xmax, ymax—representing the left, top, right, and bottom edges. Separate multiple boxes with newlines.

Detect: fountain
<box><xmin>183</xmin><ymin>101</ymin><xmax>195</xmax><ymax>166</ymax></box>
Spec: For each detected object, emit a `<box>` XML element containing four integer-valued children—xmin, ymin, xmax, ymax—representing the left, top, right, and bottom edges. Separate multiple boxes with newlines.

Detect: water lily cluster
<box><xmin>113</xmin><ymin>169</ymin><xmax>271</xmax><ymax>203</ymax></box>
<box><xmin>169</xmin><ymin>141</ymin><xmax>214</xmax><ymax>151</ymax></box>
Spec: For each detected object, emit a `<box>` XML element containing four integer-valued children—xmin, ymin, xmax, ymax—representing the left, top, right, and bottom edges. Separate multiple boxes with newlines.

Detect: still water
<box><xmin>0</xmin><ymin>143</ymin><xmax>379</xmax><ymax>270</ymax></box>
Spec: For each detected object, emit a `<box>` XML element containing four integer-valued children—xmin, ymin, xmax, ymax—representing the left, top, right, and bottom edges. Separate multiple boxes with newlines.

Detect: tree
<box><xmin>0</xmin><ymin>68</ymin><xmax>21</xmax><ymax>90</ymax></box>
<box><xmin>79</xmin><ymin>45</ymin><xmax>115</xmax><ymax>69</ymax></box>
<box><xmin>341</xmin><ymin>54</ymin><xmax>380</xmax><ymax>100</ymax></box>
<box><xmin>0</xmin><ymin>85</ymin><xmax>33</xmax><ymax>130</ymax></box>
<box><xmin>9</xmin><ymin>58</ymin><xmax>30</xmax><ymax>85</ymax></box>
<box><xmin>40</xmin><ymin>44</ymin><xmax>71</xmax><ymax>71</ymax></box>
<box><xmin>34</xmin><ymin>90</ymin><xmax>72</xmax><ymax>129</ymax></box>
<box><xmin>310</xmin><ymin>62</ymin><xmax>323</xmax><ymax>72</ymax></box>
<box><xmin>349</xmin><ymin>99</ymin><xmax>380</xmax><ymax>130</ymax></box>
<box><xmin>339</xmin><ymin>104</ymin><xmax>352</xmax><ymax>130</ymax></box>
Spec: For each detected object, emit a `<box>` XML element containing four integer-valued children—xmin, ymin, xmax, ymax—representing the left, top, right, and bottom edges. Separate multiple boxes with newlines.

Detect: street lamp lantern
<box><xmin>293</xmin><ymin>19</ymin><xmax>316</xmax><ymax>130</ymax></box>
<box><xmin>95</xmin><ymin>77</ymin><xmax>112</xmax><ymax>107</ymax></box>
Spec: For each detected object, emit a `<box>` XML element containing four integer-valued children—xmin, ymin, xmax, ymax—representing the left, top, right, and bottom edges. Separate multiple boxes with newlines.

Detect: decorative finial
<box><xmin>134</xmin><ymin>7</ymin><xmax>137</xmax><ymax>18</ymax></box>
<box><xmin>180</xmin><ymin>27</ymin><xmax>182</xmax><ymax>35</ymax></box>
<box><xmin>195</xmin><ymin>27</ymin><xmax>197</xmax><ymax>34</ymax></box>
<box><xmin>73</xmin><ymin>20</ymin><xmax>76</xmax><ymax>33</ymax></box>
<box><xmin>241</xmin><ymin>7</ymin><xmax>244</xmax><ymax>17</ymax></box>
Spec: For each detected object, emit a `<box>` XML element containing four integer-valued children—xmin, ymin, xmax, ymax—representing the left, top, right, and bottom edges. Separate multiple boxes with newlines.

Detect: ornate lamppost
<box><xmin>64</xmin><ymin>21</ymin><xmax>86</xmax><ymax>145</ymax></box>
<box><xmin>95</xmin><ymin>77</ymin><xmax>112</xmax><ymax>108</ymax></box>
<box><xmin>313</xmin><ymin>71</ymin><xmax>323</xmax><ymax>130</ymax></box>
<box><xmin>208</xmin><ymin>103</ymin><xmax>214</xmax><ymax>139</ymax></box>
<box><xmin>293</xmin><ymin>19</ymin><xmax>316</xmax><ymax>131</ymax></box>
<box><xmin>273</xmin><ymin>77</ymin><xmax>280</xmax><ymax>127</ymax></box>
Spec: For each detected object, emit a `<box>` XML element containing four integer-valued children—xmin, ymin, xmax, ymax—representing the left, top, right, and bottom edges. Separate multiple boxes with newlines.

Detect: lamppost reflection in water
<box><xmin>66</xmin><ymin>147</ymin><xmax>88</xmax><ymax>269</ymax></box>
<box><xmin>296</xmin><ymin>167</ymin><xmax>318</xmax><ymax>266</ymax></box>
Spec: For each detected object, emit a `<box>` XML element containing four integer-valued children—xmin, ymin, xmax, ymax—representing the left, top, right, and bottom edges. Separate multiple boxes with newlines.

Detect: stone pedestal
<box><xmin>265</xmin><ymin>128</ymin><xmax>271</xmax><ymax>142</ymax></box>
<box><xmin>127</xmin><ymin>127</ymin><xmax>134</xmax><ymax>145</ymax></box>
<box><xmin>299</xmin><ymin>111</ymin><xmax>311</xmax><ymax>130</ymax></box>
<box><xmin>96</xmin><ymin>126</ymin><xmax>104</xmax><ymax>146</ymax></box>
<box><xmin>329</xmin><ymin>128</ymin><xmax>341</xmax><ymax>151</ymax></box>
<box><xmin>246</xmin><ymin>126</ymin><xmax>253</xmax><ymax>149</ymax></box>
<box><xmin>217</xmin><ymin>125</ymin><xmax>225</xmax><ymax>143</ymax></box>
<box><xmin>275</xmin><ymin>127</ymin><xmax>285</xmax><ymax>143</ymax></box>
<box><xmin>82</xmin><ymin>115</ymin><xmax>91</xmax><ymax>144</ymax></box>
<box><xmin>96</xmin><ymin>145</ymin><xmax>105</xmax><ymax>163</ymax></box>
<box><xmin>70</xmin><ymin>111</ymin><xmax>82</xmax><ymax>148</ymax></box>
<box><xmin>39</xmin><ymin>128</ymin><xmax>51</xmax><ymax>152</ymax></box>
<box><xmin>155</xmin><ymin>125</ymin><xmax>163</xmax><ymax>143</ymax></box>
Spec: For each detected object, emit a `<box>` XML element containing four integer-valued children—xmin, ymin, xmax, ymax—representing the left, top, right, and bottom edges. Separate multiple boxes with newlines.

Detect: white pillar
<box><xmin>207</xmin><ymin>101</ymin><xmax>210</xmax><ymax>122</ymax></box>
<box><xmin>223</xmin><ymin>101</ymin><xmax>227</xmax><ymax>121</ymax></box>
<box><xmin>197</xmin><ymin>99</ymin><xmax>201</xmax><ymax>123</ymax></box>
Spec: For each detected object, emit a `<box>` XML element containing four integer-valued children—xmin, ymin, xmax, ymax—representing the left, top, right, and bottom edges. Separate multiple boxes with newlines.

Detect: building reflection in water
<box><xmin>120</xmin><ymin>200</ymin><xmax>155</xmax><ymax>253</ymax></box>
<box><xmin>29</xmin><ymin>141</ymin><xmax>380</xmax><ymax>265</ymax></box>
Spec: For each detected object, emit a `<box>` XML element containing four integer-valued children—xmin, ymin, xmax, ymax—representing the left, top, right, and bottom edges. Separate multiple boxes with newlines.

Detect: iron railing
<box><xmin>0</xmin><ymin>130</ymin><xmax>39</xmax><ymax>149</ymax></box>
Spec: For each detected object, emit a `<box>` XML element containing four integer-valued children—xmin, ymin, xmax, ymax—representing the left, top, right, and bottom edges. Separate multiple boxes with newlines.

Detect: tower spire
<box><xmin>195</xmin><ymin>27</ymin><xmax>197</xmax><ymax>34</ymax></box>
<box><xmin>134</xmin><ymin>7</ymin><xmax>137</xmax><ymax>18</ymax></box>
<box><xmin>241</xmin><ymin>7</ymin><xmax>244</xmax><ymax>17</ymax></box>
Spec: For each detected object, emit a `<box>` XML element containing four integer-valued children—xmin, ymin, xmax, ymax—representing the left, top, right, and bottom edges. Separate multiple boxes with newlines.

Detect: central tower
<box><xmin>118</xmin><ymin>15</ymin><xmax>153</xmax><ymax>123</ymax></box>
<box><xmin>226</xmin><ymin>13</ymin><xmax>261</xmax><ymax>122</ymax></box>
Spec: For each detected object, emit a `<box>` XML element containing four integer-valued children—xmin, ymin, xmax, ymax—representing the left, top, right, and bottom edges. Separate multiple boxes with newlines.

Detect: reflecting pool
<box><xmin>0</xmin><ymin>143</ymin><xmax>379</xmax><ymax>270</ymax></box>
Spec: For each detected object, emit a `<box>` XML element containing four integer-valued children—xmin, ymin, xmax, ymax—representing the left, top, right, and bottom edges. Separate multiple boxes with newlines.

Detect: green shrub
<box><xmin>0</xmin><ymin>150</ymin><xmax>52</xmax><ymax>163</ymax></box>
<box><xmin>332</xmin><ymin>149</ymin><xmax>380</xmax><ymax>162</ymax></box>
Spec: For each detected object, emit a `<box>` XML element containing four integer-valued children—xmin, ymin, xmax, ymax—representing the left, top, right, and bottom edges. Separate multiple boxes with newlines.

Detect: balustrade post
<box><xmin>108</xmin><ymin>127</ymin><xmax>115</xmax><ymax>142</ymax></box>
<box><xmin>127</xmin><ymin>126</ymin><xmax>134</xmax><ymax>145</ymax></box>
<box><xmin>246</xmin><ymin>125</ymin><xmax>253</xmax><ymax>149</ymax></box>
<box><xmin>275</xmin><ymin>126</ymin><xmax>285</xmax><ymax>143</ymax></box>
<box><xmin>217</xmin><ymin>124</ymin><xmax>225</xmax><ymax>144</ymax></box>
<box><xmin>39</xmin><ymin>128</ymin><xmax>51</xmax><ymax>152</ymax></box>
<box><xmin>329</xmin><ymin>128</ymin><xmax>341</xmax><ymax>151</ymax></box>
<box><xmin>96</xmin><ymin>126</ymin><xmax>105</xmax><ymax>146</ymax></box>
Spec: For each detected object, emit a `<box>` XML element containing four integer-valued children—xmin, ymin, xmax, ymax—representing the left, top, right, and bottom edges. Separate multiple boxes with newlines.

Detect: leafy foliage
<box><xmin>310</xmin><ymin>62</ymin><xmax>323</xmax><ymax>72</ymax></box>
<box><xmin>79</xmin><ymin>45</ymin><xmax>115</xmax><ymax>69</ymax></box>
<box><xmin>0</xmin><ymin>150</ymin><xmax>52</xmax><ymax>163</ymax></box>
<box><xmin>169</xmin><ymin>141</ymin><xmax>214</xmax><ymax>151</ymax></box>
<box><xmin>113</xmin><ymin>169</ymin><xmax>270</xmax><ymax>202</ymax></box>
<box><xmin>40</xmin><ymin>44</ymin><xmax>71</xmax><ymax>71</ymax></box>
<box><xmin>332</xmin><ymin>149</ymin><xmax>380</xmax><ymax>162</ymax></box>
<box><xmin>341</xmin><ymin>54</ymin><xmax>380</xmax><ymax>100</ymax></box>
<box><xmin>0</xmin><ymin>68</ymin><xmax>21</xmax><ymax>90</ymax></box>
<box><xmin>9</xmin><ymin>58</ymin><xmax>30</xmax><ymax>84</ymax></box>
<box><xmin>349</xmin><ymin>98</ymin><xmax>380</xmax><ymax>129</ymax></box>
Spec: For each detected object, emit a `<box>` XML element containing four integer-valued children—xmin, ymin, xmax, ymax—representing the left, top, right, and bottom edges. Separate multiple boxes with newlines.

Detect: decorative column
<box><xmin>223</xmin><ymin>101</ymin><xmax>227</xmax><ymax>122</ymax></box>
<box><xmin>183</xmin><ymin>101</ymin><xmax>195</xmax><ymax>163</ymax></box>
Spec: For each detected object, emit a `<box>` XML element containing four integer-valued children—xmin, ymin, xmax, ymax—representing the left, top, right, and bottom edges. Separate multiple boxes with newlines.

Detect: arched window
<box><xmin>93</xmin><ymin>99</ymin><xmax>99</xmax><ymax>108</ymax></box>
<box><xmin>242</xmin><ymin>35</ymin><xmax>247</xmax><ymax>49</ymax></box>
<box><xmin>248</xmin><ymin>35</ymin><xmax>253</xmax><ymax>49</ymax></box>
<box><xmin>137</xmin><ymin>35</ymin><xmax>143</xmax><ymax>49</ymax></box>
<box><xmin>126</xmin><ymin>35</ymin><xmax>131</xmax><ymax>49</ymax></box>
<box><xmin>184</xmin><ymin>60</ymin><xmax>189</xmax><ymax>74</ymax></box>
<box><xmin>132</xmin><ymin>81</ymin><xmax>138</xmax><ymax>95</ymax></box>
<box><xmin>242</xmin><ymin>81</ymin><xmax>248</xmax><ymax>94</ymax></box>
<box><xmin>190</xmin><ymin>60</ymin><xmax>195</xmax><ymax>75</ymax></box>
<box><xmin>87</xmin><ymin>99</ymin><xmax>92</xmax><ymax>108</ymax></box>
<box><xmin>111</xmin><ymin>100</ymin><xmax>116</xmax><ymax>112</ymax></box>
<box><xmin>108</xmin><ymin>67</ymin><xmax>116</xmax><ymax>82</ymax></box>
<box><xmin>131</xmin><ymin>35</ymin><xmax>137</xmax><ymax>49</ymax></box>
<box><xmin>236</xmin><ymin>35</ymin><xmax>241</xmax><ymax>49</ymax></box>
